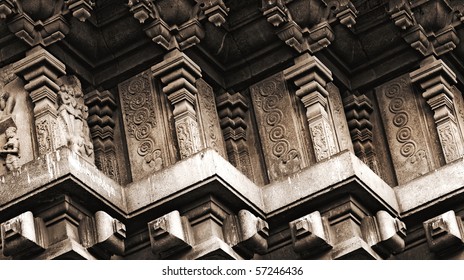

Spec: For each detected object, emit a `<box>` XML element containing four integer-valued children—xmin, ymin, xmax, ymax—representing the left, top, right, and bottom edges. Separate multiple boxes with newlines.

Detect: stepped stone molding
<box><xmin>289</xmin><ymin>211</ymin><xmax>332</xmax><ymax>257</ymax></box>
<box><xmin>85</xmin><ymin>90</ymin><xmax>120</xmax><ymax>183</ymax></box>
<box><xmin>127</xmin><ymin>0</ymin><xmax>229</xmax><ymax>51</ymax></box>
<box><xmin>410</xmin><ymin>57</ymin><xmax>464</xmax><ymax>163</ymax></box>
<box><xmin>217</xmin><ymin>91</ymin><xmax>254</xmax><ymax>179</ymax></box>
<box><xmin>284</xmin><ymin>53</ymin><xmax>338</xmax><ymax>162</ymax></box>
<box><xmin>387</xmin><ymin>0</ymin><xmax>464</xmax><ymax>56</ymax></box>
<box><xmin>0</xmin><ymin>0</ymin><xmax>94</xmax><ymax>46</ymax></box>
<box><xmin>261</xmin><ymin>0</ymin><xmax>358</xmax><ymax>53</ymax></box>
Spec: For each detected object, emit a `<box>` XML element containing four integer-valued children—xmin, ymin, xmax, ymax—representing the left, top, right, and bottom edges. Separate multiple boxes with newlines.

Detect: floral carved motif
<box><xmin>251</xmin><ymin>73</ymin><xmax>303</xmax><ymax>181</ymax></box>
<box><xmin>119</xmin><ymin>72</ymin><xmax>163</xmax><ymax>173</ymax></box>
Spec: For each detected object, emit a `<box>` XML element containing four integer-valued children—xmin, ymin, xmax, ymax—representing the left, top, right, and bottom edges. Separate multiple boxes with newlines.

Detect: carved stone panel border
<box><xmin>250</xmin><ymin>72</ymin><xmax>308</xmax><ymax>182</ymax></box>
<box><xmin>118</xmin><ymin>70</ymin><xmax>169</xmax><ymax>181</ymax></box>
<box><xmin>376</xmin><ymin>75</ymin><xmax>433</xmax><ymax>185</ymax></box>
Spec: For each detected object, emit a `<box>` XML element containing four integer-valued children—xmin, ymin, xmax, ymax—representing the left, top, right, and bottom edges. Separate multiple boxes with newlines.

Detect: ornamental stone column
<box><xmin>152</xmin><ymin>49</ymin><xmax>203</xmax><ymax>159</ymax></box>
<box><xmin>410</xmin><ymin>56</ymin><xmax>464</xmax><ymax>163</ymax></box>
<box><xmin>14</xmin><ymin>46</ymin><xmax>66</xmax><ymax>155</ymax></box>
<box><xmin>284</xmin><ymin>52</ymin><xmax>338</xmax><ymax>161</ymax></box>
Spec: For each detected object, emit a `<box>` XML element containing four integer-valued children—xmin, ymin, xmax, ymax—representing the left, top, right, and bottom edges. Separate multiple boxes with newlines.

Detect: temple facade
<box><xmin>0</xmin><ymin>0</ymin><xmax>463</xmax><ymax>260</ymax></box>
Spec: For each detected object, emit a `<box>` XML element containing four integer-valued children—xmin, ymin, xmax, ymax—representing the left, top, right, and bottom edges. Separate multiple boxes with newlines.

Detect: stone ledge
<box><xmin>395</xmin><ymin>157</ymin><xmax>464</xmax><ymax>217</ymax></box>
<box><xmin>123</xmin><ymin>148</ymin><xmax>264</xmax><ymax>217</ymax></box>
<box><xmin>0</xmin><ymin>148</ymin><xmax>126</xmax><ymax>220</ymax></box>
<box><xmin>262</xmin><ymin>150</ymin><xmax>399</xmax><ymax>220</ymax></box>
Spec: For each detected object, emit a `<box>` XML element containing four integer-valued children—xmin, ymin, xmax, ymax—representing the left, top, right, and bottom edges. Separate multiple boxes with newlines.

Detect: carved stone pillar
<box><xmin>284</xmin><ymin>53</ymin><xmax>338</xmax><ymax>161</ymax></box>
<box><xmin>85</xmin><ymin>90</ymin><xmax>120</xmax><ymax>183</ymax></box>
<box><xmin>14</xmin><ymin>46</ymin><xmax>66</xmax><ymax>156</ymax></box>
<box><xmin>410</xmin><ymin>57</ymin><xmax>464</xmax><ymax>163</ymax></box>
<box><xmin>216</xmin><ymin>91</ymin><xmax>254</xmax><ymax>179</ymax></box>
<box><xmin>152</xmin><ymin>49</ymin><xmax>203</xmax><ymax>159</ymax></box>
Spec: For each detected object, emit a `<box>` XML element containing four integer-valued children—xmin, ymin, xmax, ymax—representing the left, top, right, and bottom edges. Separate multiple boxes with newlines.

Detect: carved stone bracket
<box><xmin>410</xmin><ymin>56</ymin><xmax>464</xmax><ymax>163</ymax></box>
<box><xmin>343</xmin><ymin>93</ymin><xmax>380</xmax><ymax>174</ymax></box>
<box><xmin>0</xmin><ymin>0</ymin><xmax>94</xmax><ymax>46</ymax></box>
<box><xmin>128</xmin><ymin>0</ymin><xmax>228</xmax><ymax>51</ymax></box>
<box><xmin>361</xmin><ymin>211</ymin><xmax>406</xmax><ymax>259</ymax></box>
<box><xmin>261</xmin><ymin>0</ymin><xmax>358</xmax><ymax>53</ymax></box>
<box><xmin>85</xmin><ymin>90</ymin><xmax>120</xmax><ymax>183</ymax></box>
<box><xmin>152</xmin><ymin>49</ymin><xmax>203</xmax><ymax>159</ymax></box>
<box><xmin>1</xmin><ymin>211</ymin><xmax>47</xmax><ymax>259</ymax></box>
<box><xmin>423</xmin><ymin>210</ymin><xmax>464</xmax><ymax>256</ymax></box>
<box><xmin>14</xmin><ymin>46</ymin><xmax>66</xmax><ymax>156</ymax></box>
<box><xmin>289</xmin><ymin>211</ymin><xmax>332</xmax><ymax>257</ymax></box>
<box><xmin>284</xmin><ymin>53</ymin><xmax>338</xmax><ymax>161</ymax></box>
<box><xmin>148</xmin><ymin>210</ymin><xmax>194</xmax><ymax>259</ymax></box>
<box><xmin>79</xmin><ymin>211</ymin><xmax>126</xmax><ymax>258</ymax></box>
<box><xmin>388</xmin><ymin>0</ymin><xmax>462</xmax><ymax>56</ymax></box>
<box><xmin>216</xmin><ymin>91</ymin><xmax>254</xmax><ymax>179</ymax></box>
<box><xmin>223</xmin><ymin>209</ymin><xmax>269</xmax><ymax>259</ymax></box>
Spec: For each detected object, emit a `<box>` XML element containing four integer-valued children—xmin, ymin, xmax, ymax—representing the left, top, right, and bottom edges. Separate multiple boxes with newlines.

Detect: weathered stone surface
<box><xmin>375</xmin><ymin>74</ymin><xmax>435</xmax><ymax>184</ymax></box>
<box><xmin>250</xmin><ymin>72</ymin><xmax>308</xmax><ymax>181</ymax></box>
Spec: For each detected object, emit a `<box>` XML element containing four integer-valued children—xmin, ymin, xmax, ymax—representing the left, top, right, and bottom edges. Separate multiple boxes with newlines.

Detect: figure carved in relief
<box><xmin>57</xmin><ymin>76</ymin><xmax>94</xmax><ymax>159</ymax></box>
<box><xmin>0</xmin><ymin>127</ymin><xmax>20</xmax><ymax>175</ymax></box>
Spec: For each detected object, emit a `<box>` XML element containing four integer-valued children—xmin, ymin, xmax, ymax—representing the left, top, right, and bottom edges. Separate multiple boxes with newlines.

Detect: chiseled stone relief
<box><xmin>250</xmin><ymin>72</ymin><xmax>307</xmax><ymax>181</ymax></box>
<box><xmin>376</xmin><ymin>75</ymin><xmax>434</xmax><ymax>184</ymax></box>
<box><xmin>119</xmin><ymin>70</ymin><xmax>171</xmax><ymax>181</ymax></box>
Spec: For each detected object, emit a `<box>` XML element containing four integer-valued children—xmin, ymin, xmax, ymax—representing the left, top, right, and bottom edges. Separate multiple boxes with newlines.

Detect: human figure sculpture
<box><xmin>0</xmin><ymin>126</ymin><xmax>20</xmax><ymax>175</ymax></box>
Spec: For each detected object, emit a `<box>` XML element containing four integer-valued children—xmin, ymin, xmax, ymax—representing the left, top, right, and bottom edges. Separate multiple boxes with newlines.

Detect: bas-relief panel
<box><xmin>0</xmin><ymin>67</ymin><xmax>34</xmax><ymax>176</ymax></box>
<box><xmin>196</xmin><ymin>78</ymin><xmax>226</xmax><ymax>158</ymax></box>
<box><xmin>376</xmin><ymin>74</ymin><xmax>434</xmax><ymax>185</ymax></box>
<box><xmin>327</xmin><ymin>83</ymin><xmax>353</xmax><ymax>154</ymax></box>
<box><xmin>250</xmin><ymin>72</ymin><xmax>308</xmax><ymax>182</ymax></box>
<box><xmin>118</xmin><ymin>70</ymin><xmax>171</xmax><ymax>181</ymax></box>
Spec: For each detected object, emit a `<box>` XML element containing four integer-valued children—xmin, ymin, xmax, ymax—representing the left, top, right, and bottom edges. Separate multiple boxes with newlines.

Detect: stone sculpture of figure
<box><xmin>0</xmin><ymin>126</ymin><xmax>20</xmax><ymax>175</ymax></box>
<box><xmin>57</xmin><ymin>75</ymin><xmax>94</xmax><ymax>159</ymax></box>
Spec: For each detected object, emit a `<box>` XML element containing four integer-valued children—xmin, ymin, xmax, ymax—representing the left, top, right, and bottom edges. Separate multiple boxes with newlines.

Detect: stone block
<box><xmin>223</xmin><ymin>209</ymin><xmax>269</xmax><ymax>258</ymax></box>
<box><xmin>1</xmin><ymin>211</ymin><xmax>47</xmax><ymax>258</ymax></box>
<box><xmin>148</xmin><ymin>210</ymin><xmax>194</xmax><ymax>259</ymax></box>
<box><xmin>423</xmin><ymin>210</ymin><xmax>464</xmax><ymax>255</ymax></box>
<box><xmin>289</xmin><ymin>211</ymin><xmax>332</xmax><ymax>256</ymax></box>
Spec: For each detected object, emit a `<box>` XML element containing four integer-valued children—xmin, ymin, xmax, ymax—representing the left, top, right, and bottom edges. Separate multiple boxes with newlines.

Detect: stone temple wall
<box><xmin>0</xmin><ymin>0</ymin><xmax>463</xmax><ymax>259</ymax></box>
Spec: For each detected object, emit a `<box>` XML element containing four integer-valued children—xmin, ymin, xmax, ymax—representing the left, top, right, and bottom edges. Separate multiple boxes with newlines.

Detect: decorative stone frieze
<box><xmin>344</xmin><ymin>93</ymin><xmax>379</xmax><ymax>174</ymax></box>
<box><xmin>148</xmin><ymin>210</ymin><xmax>194</xmax><ymax>259</ymax></box>
<box><xmin>261</xmin><ymin>0</ymin><xmax>358</xmax><ymax>53</ymax></box>
<box><xmin>250</xmin><ymin>72</ymin><xmax>307</xmax><ymax>180</ymax></box>
<box><xmin>423</xmin><ymin>210</ymin><xmax>464</xmax><ymax>256</ymax></box>
<box><xmin>79</xmin><ymin>211</ymin><xmax>126</xmax><ymax>258</ymax></box>
<box><xmin>127</xmin><ymin>0</ymin><xmax>229</xmax><ymax>51</ymax></box>
<box><xmin>223</xmin><ymin>209</ymin><xmax>269</xmax><ymax>259</ymax></box>
<box><xmin>284</xmin><ymin>53</ymin><xmax>338</xmax><ymax>162</ymax></box>
<box><xmin>387</xmin><ymin>0</ymin><xmax>462</xmax><ymax>56</ymax></box>
<box><xmin>1</xmin><ymin>211</ymin><xmax>47</xmax><ymax>258</ymax></box>
<box><xmin>361</xmin><ymin>211</ymin><xmax>406</xmax><ymax>258</ymax></box>
<box><xmin>410</xmin><ymin>57</ymin><xmax>464</xmax><ymax>163</ymax></box>
<box><xmin>152</xmin><ymin>49</ymin><xmax>203</xmax><ymax>159</ymax></box>
<box><xmin>0</xmin><ymin>0</ymin><xmax>94</xmax><ymax>46</ymax></box>
<box><xmin>216</xmin><ymin>91</ymin><xmax>254</xmax><ymax>179</ymax></box>
<box><xmin>85</xmin><ymin>90</ymin><xmax>120</xmax><ymax>183</ymax></box>
<box><xmin>289</xmin><ymin>211</ymin><xmax>332</xmax><ymax>257</ymax></box>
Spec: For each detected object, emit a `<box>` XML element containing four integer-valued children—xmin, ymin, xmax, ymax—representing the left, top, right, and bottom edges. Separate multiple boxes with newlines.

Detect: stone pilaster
<box><xmin>216</xmin><ymin>91</ymin><xmax>254</xmax><ymax>179</ymax></box>
<box><xmin>410</xmin><ymin>57</ymin><xmax>464</xmax><ymax>163</ymax></box>
<box><xmin>284</xmin><ymin>53</ymin><xmax>338</xmax><ymax>162</ymax></box>
<box><xmin>14</xmin><ymin>46</ymin><xmax>66</xmax><ymax>156</ymax></box>
<box><xmin>152</xmin><ymin>49</ymin><xmax>203</xmax><ymax>159</ymax></box>
<box><xmin>85</xmin><ymin>90</ymin><xmax>120</xmax><ymax>183</ymax></box>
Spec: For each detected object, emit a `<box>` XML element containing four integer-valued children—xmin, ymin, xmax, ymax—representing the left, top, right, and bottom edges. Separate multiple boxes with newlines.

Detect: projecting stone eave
<box><xmin>0</xmin><ymin>147</ymin><xmax>127</xmax><ymax>223</ymax></box>
<box><xmin>262</xmin><ymin>149</ymin><xmax>400</xmax><ymax>225</ymax></box>
<box><xmin>395</xmin><ymin>156</ymin><xmax>464</xmax><ymax>222</ymax></box>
